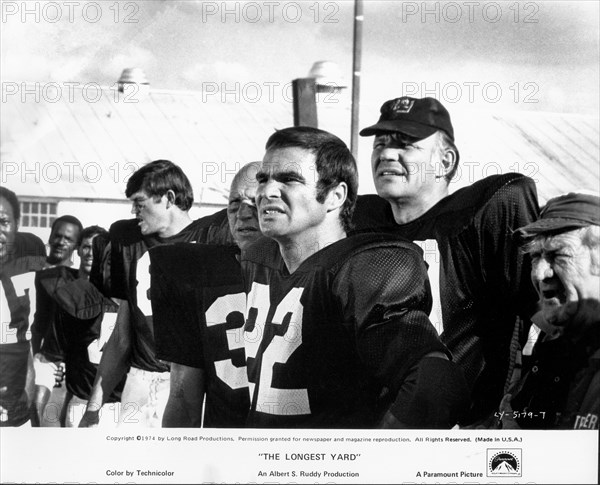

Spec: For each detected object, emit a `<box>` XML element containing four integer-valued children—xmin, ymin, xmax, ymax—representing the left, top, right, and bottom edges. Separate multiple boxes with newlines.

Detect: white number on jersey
<box><xmin>414</xmin><ymin>239</ymin><xmax>443</xmax><ymax>335</ymax></box>
<box><xmin>205</xmin><ymin>292</ymin><xmax>248</xmax><ymax>390</ymax></box>
<box><xmin>0</xmin><ymin>271</ymin><xmax>37</xmax><ymax>344</ymax></box>
<box><xmin>87</xmin><ymin>310</ymin><xmax>118</xmax><ymax>365</ymax></box>
<box><xmin>135</xmin><ymin>252</ymin><xmax>152</xmax><ymax>317</ymax></box>
<box><xmin>245</xmin><ymin>283</ymin><xmax>310</xmax><ymax>416</ymax></box>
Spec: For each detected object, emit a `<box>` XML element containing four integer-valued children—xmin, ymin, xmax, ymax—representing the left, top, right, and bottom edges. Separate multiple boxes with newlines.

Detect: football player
<box><xmin>79</xmin><ymin>160</ymin><xmax>232</xmax><ymax>427</ymax></box>
<box><xmin>242</xmin><ymin>127</ymin><xmax>469</xmax><ymax>428</ymax></box>
<box><xmin>31</xmin><ymin>215</ymin><xmax>83</xmax><ymax>352</ymax></box>
<box><xmin>356</xmin><ymin>96</ymin><xmax>540</xmax><ymax>425</ymax></box>
<box><xmin>30</xmin><ymin>215</ymin><xmax>83</xmax><ymax>423</ymax></box>
<box><xmin>0</xmin><ymin>187</ymin><xmax>46</xmax><ymax>426</ymax></box>
<box><xmin>154</xmin><ymin>162</ymin><xmax>261</xmax><ymax>427</ymax></box>
<box><xmin>32</xmin><ymin>226</ymin><xmax>124</xmax><ymax>427</ymax></box>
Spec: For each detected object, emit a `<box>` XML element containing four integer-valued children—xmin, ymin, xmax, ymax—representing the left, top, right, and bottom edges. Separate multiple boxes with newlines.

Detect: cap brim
<box><xmin>359</xmin><ymin>120</ymin><xmax>439</xmax><ymax>139</ymax></box>
<box><xmin>514</xmin><ymin>217</ymin><xmax>590</xmax><ymax>242</ymax></box>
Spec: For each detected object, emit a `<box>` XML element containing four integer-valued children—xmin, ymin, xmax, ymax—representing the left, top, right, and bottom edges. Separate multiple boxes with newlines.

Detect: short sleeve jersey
<box><xmin>353</xmin><ymin>174</ymin><xmax>540</xmax><ymax>424</ymax></box>
<box><xmin>109</xmin><ymin>209</ymin><xmax>233</xmax><ymax>372</ymax></box>
<box><xmin>35</xmin><ymin>266</ymin><xmax>124</xmax><ymax>402</ymax></box>
<box><xmin>150</xmin><ymin>243</ymin><xmax>249</xmax><ymax>427</ymax></box>
<box><xmin>241</xmin><ymin>233</ymin><xmax>448</xmax><ymax>428</ymax></box>
<box><xmin>0</xmin><ymin>232</ymin><xmax>47</xmax><ymax>426</ymax></box>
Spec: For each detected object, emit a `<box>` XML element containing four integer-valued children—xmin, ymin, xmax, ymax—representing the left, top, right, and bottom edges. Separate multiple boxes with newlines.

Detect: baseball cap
<box><xmin>359</xmin><ymin>96</ymin><xmax>454</xmax><ymax>141</ymax></box>
<box><xmin>515</xmin><ymin>192</ymin><xmax>600</xmax><ymax>241</ymax></box>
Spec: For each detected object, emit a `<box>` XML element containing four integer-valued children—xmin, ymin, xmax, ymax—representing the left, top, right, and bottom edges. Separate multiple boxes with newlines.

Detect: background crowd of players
<box><xmin>1</xmin><ymin>96</ymin><xmax>598</xmax><ymax>431</ymax></box>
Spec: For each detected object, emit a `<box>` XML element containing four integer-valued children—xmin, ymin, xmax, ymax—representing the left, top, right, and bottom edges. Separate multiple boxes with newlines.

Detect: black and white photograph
<box><xmin>1</xmin><ymin>1</ymin><xmax>599</xmax><ymax>483</ymax></box>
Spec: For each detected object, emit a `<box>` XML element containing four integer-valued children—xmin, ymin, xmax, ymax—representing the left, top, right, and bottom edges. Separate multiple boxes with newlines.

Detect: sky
<box><xmin>2</xmin><ymin>0</ymin><xmax>599</xmax><ymax>114</ymax></box>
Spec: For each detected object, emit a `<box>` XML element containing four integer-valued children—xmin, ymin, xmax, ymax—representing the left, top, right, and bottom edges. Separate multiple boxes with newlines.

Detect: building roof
<box><xmin>1</xmin><ymin>84</ymin><xmax>598</xmax><ymax>207</ymax></box>
<box><xmin>1</xmin><ymin>85</ymin><xmax>294</xmax><ymax>206</ymax></box>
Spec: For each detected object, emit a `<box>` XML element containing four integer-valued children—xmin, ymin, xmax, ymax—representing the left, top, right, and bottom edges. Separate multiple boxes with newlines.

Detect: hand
<box><xmin>33</xmin><ymin>353</ymin><xmax>64</xmax><ymax>389</ymax></box>
<box><xmin>53</xmin><ymin>363</ymin><xmax>65</xmax><ymax>388</ymax></box>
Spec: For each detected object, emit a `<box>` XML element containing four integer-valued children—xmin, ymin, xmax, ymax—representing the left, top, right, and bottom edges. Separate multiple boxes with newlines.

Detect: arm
<box><xmin>480</xmin><ymin>175</ymin><xmax>540</xmax><ymax>325</ymax></box>
<box><xmin>379</xmin><ymin>352</ymin><xmax>469</xmax><ymax>428</ymax></box>
<box><xmin>335</xmin><ymin>240</ymin><xmax>469</xmax><ymax>429</ymax></box>
<box><xmin>162</xmin><ymin>363</ymin><xmax>206</xmax><ymax>427</ymax></box>
<box><xmin>30</xmin><ymin>272</ymin><xmax>54</xmax><ymax>355</ymax></box>
<box><xmin>79</xmin><ymin>300</ymin><xmax>132</xmax><ymax>427</ymax></box>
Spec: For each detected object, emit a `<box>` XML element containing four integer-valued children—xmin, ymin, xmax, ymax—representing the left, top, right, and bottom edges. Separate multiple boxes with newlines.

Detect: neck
<box><xmin>46</xmin><ymin>258</ymin><xmax>73</xmax><ymax>268</ymax></box>
<box><xmin>278</xmin><ymin>224</ymin><xmax>346</xmax><ymax>274</ymax></box>
<box><xmin>388</xmin><ymin>186</ymin><xmax>448</xmax><ymax>225</ymax></box>
<box><xmin>158</xmin><ymin>212</ymin><xmax>193</xmax><ymax>238</ymax></box>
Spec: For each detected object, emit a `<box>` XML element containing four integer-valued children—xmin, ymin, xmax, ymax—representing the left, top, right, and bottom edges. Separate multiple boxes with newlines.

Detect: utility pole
<box><xmin>350</xmin><ymin>0</ymin><xmax>363</xmax><ymax>160</ymax></box>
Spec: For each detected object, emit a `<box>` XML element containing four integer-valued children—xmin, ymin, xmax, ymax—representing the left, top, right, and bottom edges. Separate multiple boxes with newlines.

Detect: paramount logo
<box><xmin>487</xmin><ymin>449</ymin><xmax>522</xmax><ymax>477</ymax></box>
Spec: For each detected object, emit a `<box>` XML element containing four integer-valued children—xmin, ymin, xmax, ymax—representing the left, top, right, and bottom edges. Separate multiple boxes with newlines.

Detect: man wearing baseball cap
<box><xmin>355</xmin><ymin>96</ymin><xmax>540</xmax><ymax>426</ymax></box>
<box><xmin>498</xmin><ymin>192</ymin><xmax>600</xmax><ymax>430</ymax></box>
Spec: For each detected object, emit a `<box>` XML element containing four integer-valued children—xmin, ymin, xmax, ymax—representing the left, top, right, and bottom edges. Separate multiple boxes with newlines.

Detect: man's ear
<box><xmin>165</xmin><ymin>190</ymin><xmax>176</xmax><ymax>208</ymax></box>
<box><xmin>326</xmin><ymin>182</ymin><xmax>347</xmax><ymax>213</ymax></box>
<box><xmin>436</xmin><ymin>148</ymin><xmax>457</xmax><ymax>179</ymax></box>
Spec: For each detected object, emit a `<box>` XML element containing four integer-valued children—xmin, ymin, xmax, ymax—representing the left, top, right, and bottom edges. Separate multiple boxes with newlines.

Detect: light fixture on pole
<box><xmin>308</xmin><ymin>60</ymin><xmax>348</xmax><ymax>93</ymax></box>
<box><xmin>116</xmin><ymin>67</ymin><xmax>150</xmax><ymax>98</ymax></box>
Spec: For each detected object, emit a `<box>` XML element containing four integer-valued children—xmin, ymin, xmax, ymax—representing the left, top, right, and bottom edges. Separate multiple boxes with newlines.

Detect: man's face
<box><xmin>529</xmin><ymin>230</ymin><xmax>599</xmax><ymax>326</ymax></box>
<box><xmin>129</xmin><ymin>190</ymin><xmax>169</xmax><ymax>236</ymax></box>
<box><xmin>0</xmin><ymin>196</ymin><xmax>18</xmax><ymax>264</ymax></box>
<box><xmin>47</xmin><ymin>222</ymin><xmax>79</xmax><ymax>266</ymax></box>
<box><xmin>228</xmin><ymin>172</ymin><xmax>260</xmax><ymax>251</ymax></box>
<box><xmin>371</xmin><ymin>132</ymin><xmax>444</xmax><ymax>203</ymax></box>
<box><xmin>256</xmin><ymin>147</ymin><xmax>327</xmax><ymax>243</ymax></box>
<box><xmin>78</xmin><ymin>234</ymin><xmax>97</xmax><ymax>276</ymax></box>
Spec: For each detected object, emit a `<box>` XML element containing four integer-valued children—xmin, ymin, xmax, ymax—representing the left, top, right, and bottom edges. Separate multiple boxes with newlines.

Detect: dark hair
<box><xmin>265</xmin><ymin>127</ymin><xmax>358</xmax><ymax>231</ymax></box>
<box><xmin>51</xmin><ymin>215</ymin><xmax>83</xmax><ymax>235</ymax></box>
<box><xmin>79</xmin><ymin>225</ymin><xmax>108</xmax><ymax>246</ymax></box>
<box><xmin>125</xmin><ymin>160</ymin><xmax>193</xmax><ymax>211</ymax></box>
<box><xmin>0</xmin><ymin>187</ymin><xmax>20</xmax><ymax>221</ymax></box>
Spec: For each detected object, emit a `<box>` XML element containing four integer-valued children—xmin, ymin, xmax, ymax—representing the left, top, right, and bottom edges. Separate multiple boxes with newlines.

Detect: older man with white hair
<box><xmin>499</xmin><ymin>191</ymin><xmax>600</xmax><ymax>430</ymax></box>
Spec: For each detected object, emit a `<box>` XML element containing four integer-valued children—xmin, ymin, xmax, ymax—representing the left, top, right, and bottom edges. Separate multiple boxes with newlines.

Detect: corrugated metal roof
<box><xmin>1</xmin><ymin>86</ymin><xmax>294</xmax><ymax>206</ymax></box>
<box><xmin>446</xmin><ymin>109</ymin><xmax>599</xmax><ymax>204</ymax></box>
<box><xmin>1</xmin><ymin>85</ymin><xmax>598</xmax><ymax>207</ymax></box>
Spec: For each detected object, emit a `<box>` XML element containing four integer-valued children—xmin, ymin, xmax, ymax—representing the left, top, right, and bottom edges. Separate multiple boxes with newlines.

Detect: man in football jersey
<box><xmin>31</xmin><ymin>226</ymin><xmax>124</xmax><ymax>427</ymax></box>
<box><xmin>79</xmin><ymin>160</ymin><xmax>232</xmax><ymax>427</ymax></box>
<box><xmin>357</xmin><ymin>96</ymin><xmax>539</xmax><ymax>425</ymax></box>
<box><xmin>30</xmin><ymin>215</ymin><xmax>83</xmax><ymax>421</ymax></box>
<box><xmin>242</xmin><ymin>126</ymin><xmax>468</xmax><ymax>428</ymax></box>
<box><xmin>0</xmin><ymin>187</ymin><xmax>47</xmax><ymax>426</ymax></box>
<box><xmin>157</xmin><ymin>162</ymin><xmax>261</xmax><ymax>427</ymax></box>
<box><xmin>31</xmin><ymin>215</ymin><xmax>83</xmax><ymax>353</ymax></box>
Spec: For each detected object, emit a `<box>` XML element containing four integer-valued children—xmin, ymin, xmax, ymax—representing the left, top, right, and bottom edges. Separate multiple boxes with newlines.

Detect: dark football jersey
<box><xmin>241</xmin><ymin>233</ymin><xmax>449</xmax><ymax>428</ymax></box>
<box><xmin>509</xmin><ymin>326</ymin><xmax>600</xmax><ymax>430</ymax></box>
<box><xmin>352</xmin><ymin>173</ymin><xmax>539</xmax><ymax>424</ymax></box>
<box><xmin>0</xmin><ymin>232</ymin><xmax>47</xmax><ymax>426</ymax></box>
<box><xmin>89</xmin><ymin>235</ymin><xmax>112</xmax><ymax>297</ymax></box>
<box><xmin>34</xmin><ymin>266</ymin><xmax>124</xmax><ymax>402</ymax></box>
<box><xmin>109</xmin><ymin>209</ymin><xmax>233</xmax><ymax>373</ymax></box>
<box><xmin>150</xmin><ymin>243</ymin><xmax>249</xmax><ymax>427</ymax></box>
